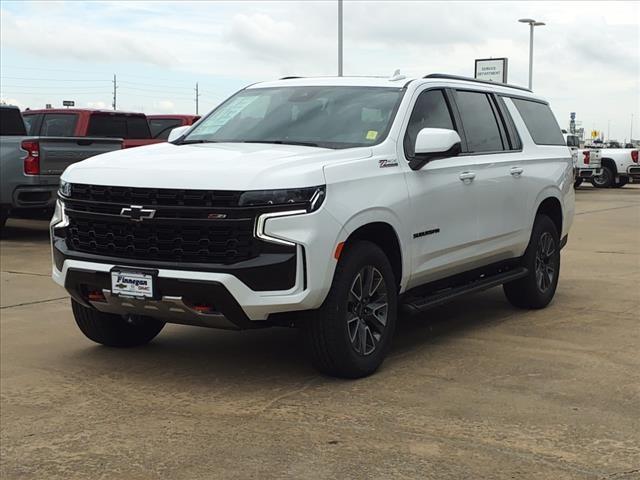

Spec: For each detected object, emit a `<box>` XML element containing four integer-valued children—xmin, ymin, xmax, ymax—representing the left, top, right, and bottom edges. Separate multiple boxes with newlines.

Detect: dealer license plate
<box><xmin>111</xmin><ymin>270</ymin><xmax>154</xmax><ymax>298</ymax></box>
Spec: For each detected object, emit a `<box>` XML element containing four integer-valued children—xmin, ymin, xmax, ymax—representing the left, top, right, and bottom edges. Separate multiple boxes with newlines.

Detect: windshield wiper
<box><xmin>241</xmin><ymin>140</ymin><xmax>320</xmax><ymax>147</ymax></box>
<box><xmin>179</xmin><ymin>139</ymin><xmax>219</xmax><ymax>145</ymax></box>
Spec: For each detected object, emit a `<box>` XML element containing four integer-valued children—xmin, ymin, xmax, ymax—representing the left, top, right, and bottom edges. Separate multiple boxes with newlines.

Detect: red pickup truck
<box><xmin>22</xmin><ymin>109</ymin><xmax>163</xmax><ymax>149</ymax></box>
<box><xmin>147</xmin><ymin>114</ymin><xmax>200</xmax><ymax>140</ymax></box>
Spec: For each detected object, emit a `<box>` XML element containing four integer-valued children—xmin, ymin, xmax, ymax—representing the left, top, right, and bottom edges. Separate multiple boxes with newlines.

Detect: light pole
<box><xmin>518</xmin><ymin>18</ymin><xmax>545</xmax><ymax>90</ymax></box>
<box><xmin>338</xmin><ymin>0</ymin><xmax>343</xmax><ymax>76</ymax></box>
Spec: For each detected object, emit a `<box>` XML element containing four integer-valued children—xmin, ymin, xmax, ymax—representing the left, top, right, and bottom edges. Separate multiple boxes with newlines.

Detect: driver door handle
<box><xmin>459</xmin><ymin>171</ymin><xmax>476</xmax><ymax>184</ymax></box>
<box><xmin>510</xmin><ymin>166</ymin><xmax>524</xmax><ymax>177</ymax></box>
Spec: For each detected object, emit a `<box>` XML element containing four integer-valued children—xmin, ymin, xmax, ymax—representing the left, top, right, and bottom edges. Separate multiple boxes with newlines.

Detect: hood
<box><xmin>63</xmin><ymin>142</ymin><xmax>372</xmax><ymax>190</ymax></box>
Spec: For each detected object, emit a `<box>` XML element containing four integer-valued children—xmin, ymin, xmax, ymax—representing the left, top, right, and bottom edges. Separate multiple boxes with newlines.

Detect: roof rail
<box><xmin>279</xmin><ymin>76</ymin><xmax>303</xmax><ymax>80</ymax></box>
<box><xmin>423</xmin><ymin>73</ymin><xmax>532</xmax><ymax>93</ymax></box>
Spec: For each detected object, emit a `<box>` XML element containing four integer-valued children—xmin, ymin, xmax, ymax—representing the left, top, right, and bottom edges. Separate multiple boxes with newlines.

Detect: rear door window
<box><xmin>511</xmin><ymin>98</ymin><xmax>565</xmax><ymax>146</ymax></box>
<box><xmin>87</xmin><ymin>114</ymin><xmax>151</xmax><ymax>139</ymax></box>
<box><xmin>0</xmin><ymin>108</ymin><xmax>27</xmax><ymax>135</ymax></box>
<box><xmin>454</xmin><ymin>90</ymin><xmax>504</xmax><ymax>153</ymax></box>
<box><xmin>126</xmin><ymin>116</ymin><xmax>151</xmax><ymax>139</ymax></box>
<box><xmin>41</xmin><ymin>113</ymin><xmax>78</xmax><ymax>136</ymax></box>
<box><xmin>87</xmin><ymin>114</ymin><xmax>127</xmax><ymax>138</ymax></box>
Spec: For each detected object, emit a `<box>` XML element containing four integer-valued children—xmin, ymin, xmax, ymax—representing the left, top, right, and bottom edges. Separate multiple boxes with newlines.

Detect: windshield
<box><xmin>182</xmin><ymin>86</ymin><xmax>404</xmax><ymax>149</ymax></box>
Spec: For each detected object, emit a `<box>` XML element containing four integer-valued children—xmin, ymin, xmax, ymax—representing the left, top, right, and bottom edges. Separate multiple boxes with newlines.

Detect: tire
<box><xmin>71</xmin><ymin>299</ymin><xmax>165</xmax><ymax>347</ymax></box>
<box><xmin>0</xmin><ymin>207</ymin><xmax>8</xmax><ymax>231</ymax></box>
<box><xmin>306</xmin><ymin>241</ymin><xmax>397</xmax><ymax>378</ymax></box>
<box><xmin>612</xmin><ymin>176</ymin><xmax>629</xmax><ymax>188</ymax></box>
<box><xmin>573</xmin><ymin>178</ymin><xmax>583</xmax><ymax>188</ymax></box>
<box><xmin>591</xmin><ymin>166</ymin><xmax>614</xmax><ymax>188</ymax></box>
<box><xmin>503</xmin><ymin>214</ymin><xmax>560</xmax><ymax>309</ymax></box>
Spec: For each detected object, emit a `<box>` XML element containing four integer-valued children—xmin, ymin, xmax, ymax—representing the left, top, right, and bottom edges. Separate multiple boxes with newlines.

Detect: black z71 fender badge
<box><xmin>378</xmin><ymin>159</ymin><xmax>398</xmax><ymax>168</ymax></box>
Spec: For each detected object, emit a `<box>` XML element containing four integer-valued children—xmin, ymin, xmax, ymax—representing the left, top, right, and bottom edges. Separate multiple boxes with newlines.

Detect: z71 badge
<box><xmin>378</xmin><ymin>159</ymin><xmax>398</xmax><ymax>168</ymax></box>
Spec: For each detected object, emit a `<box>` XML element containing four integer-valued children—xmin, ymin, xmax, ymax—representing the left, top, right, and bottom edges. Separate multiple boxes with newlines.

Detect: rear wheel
<box><xmin>71</xmin><ymin>299</ymin><xmax>165</xmax><ymax>347</ymax></box>
<box><xmin>0</xmin><ymin>207</ymin><xmax>9</xmax><ymax>231</ymax></box>
<box><xmin>612</xmin><ymin>176</ymin><xmax>629</xmax><ymax>188</ymax></box>
<box><xmin>503</xmin><ymin>215</ymin><xmax>560</xmax><ymax>309</ymax></box>
<box><xmin>306</xmin><ymin>241</ymin><xmax>397</xmax><ymax>378</ymax></box>
<box><xmin>591</xmin><ymin>166</ymin><xmax>614</xmax><ymax>188</ymax></box>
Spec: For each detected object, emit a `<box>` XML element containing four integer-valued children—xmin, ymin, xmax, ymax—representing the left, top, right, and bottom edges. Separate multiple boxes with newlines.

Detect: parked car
<box><xmin>22</xmin><ymin>109</ymin><xmax>163</xmax><ymax>149</ymax></box>
<box><xmin>589</xmin><ymin>146</ymin><xmax>639</xmax><ymax>188</ymax></box>
<box><xmin>51</xmin><ymin>74</ymin><xmax>574</xmax><ymax>378</ymax></box>
<box><xmin>148</xmin><ymin>114</ymin><xmax>200</xmax><ymax>140</ymax></box>
<box><xmin>564</xmin><ymin>133</ymin><xmax>601</xmax><ymax>188</ymax></box>
<box><xmin>0</xmin><ymin>105</ymin><xmax>122</xmax><ymax>229</ymax></box>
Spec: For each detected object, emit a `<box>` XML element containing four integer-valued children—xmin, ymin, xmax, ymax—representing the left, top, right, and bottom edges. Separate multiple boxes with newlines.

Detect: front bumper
<box><xmin>51</xmin><ymin>201</ymin><xmax>344</xmax><ymax>325</ymax></box>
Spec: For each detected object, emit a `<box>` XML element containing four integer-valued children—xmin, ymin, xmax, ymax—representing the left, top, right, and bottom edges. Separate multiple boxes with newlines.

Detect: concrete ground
<box><xmin>1</xmin><ymin>184</ymin><xmax>639</xmax><ymax>480</ymax></box>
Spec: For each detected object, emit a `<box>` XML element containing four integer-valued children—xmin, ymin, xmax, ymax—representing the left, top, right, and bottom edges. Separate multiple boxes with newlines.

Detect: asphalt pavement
<box><xmin>1</xmin><ymin>184</ymin><xmax>639</xmax><ymax>479</ymax></box>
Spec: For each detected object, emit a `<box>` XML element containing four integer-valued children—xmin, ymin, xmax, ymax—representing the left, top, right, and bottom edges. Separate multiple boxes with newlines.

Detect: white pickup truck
<box><xmin>51</xmin><ymin>74</ymin><xmax>574</xmax><ymax>378</ymax></box>
<box><xmin>564</xmin><ymin>134</ymin><xmax>601</xmax><ymax>188</ymax></box>
<box><xmin>590</xmin><ymin>146</ymin><xmax>639</xmax><ymax>188</ymax></box>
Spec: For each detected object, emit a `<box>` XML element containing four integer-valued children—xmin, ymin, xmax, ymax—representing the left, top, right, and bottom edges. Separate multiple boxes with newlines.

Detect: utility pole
<box><xmin>112</xmin><ymin>74</ymin><xmax>117</xmax><ymax>110</ymax></box>
<box><xmin>607</xmin><ymin>120</ymin><xmax>610</xmax><ymax>141</ymax></box>
<box><xmin>518</xmin><ymin>19</ymin><xmax>545</xmax><ymax>90</ymax></box>
<box><xmin>631</xmin><ymin>114</ymin><xmax>634</xmax><ymax>142</ymax></box>
<box><xmin>195</xmin><ymin>82</ymin><xmax>200</xmax><ymax>115</ymax></box>
<box><xmin>338</xmin><ymin>0</ymin><xmax>343</xmax><ymax>76</ymax></box>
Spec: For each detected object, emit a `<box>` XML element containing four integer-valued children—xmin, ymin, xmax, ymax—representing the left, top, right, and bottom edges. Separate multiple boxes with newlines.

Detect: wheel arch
<box><xmin>601</xmin><ymin>158</ymin><xmax>618</xmax><ymax>175</ymax></box>
<box><xmin>341</xmin><ymin>221</ymin><xmax>404</xmax><ymax>292</ymax></box>
<box><xmin>535</xmin><ymin>196</ymin><xmax>563</xmax><ymax>238</ymax></box>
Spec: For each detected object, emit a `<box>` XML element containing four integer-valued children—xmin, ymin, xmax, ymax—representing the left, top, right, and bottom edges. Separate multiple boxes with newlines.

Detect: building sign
<box><xmin>474</xmin><ymin>58</ymin><xmax>508</xmax><ymax>83</ymax></box>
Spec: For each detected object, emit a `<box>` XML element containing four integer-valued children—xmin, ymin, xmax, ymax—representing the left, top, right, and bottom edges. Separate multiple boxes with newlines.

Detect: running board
<box><xmin>401</xmin><ymin>267</ymin><xmax>529</xmax><ymax>313</ymax></box>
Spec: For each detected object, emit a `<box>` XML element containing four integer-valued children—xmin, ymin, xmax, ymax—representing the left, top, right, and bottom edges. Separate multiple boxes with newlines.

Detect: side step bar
<box><xmin>401</xmin><ymin>267</ymin><xmax>529</xmax><ymax>313</ymax></box>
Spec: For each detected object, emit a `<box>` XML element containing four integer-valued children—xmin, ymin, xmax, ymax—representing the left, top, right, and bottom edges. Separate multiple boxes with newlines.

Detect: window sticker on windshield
<box><xmin>366</xmin><ymin>130</ymin><xmax>378</xmax><ymax>141</ymax></box>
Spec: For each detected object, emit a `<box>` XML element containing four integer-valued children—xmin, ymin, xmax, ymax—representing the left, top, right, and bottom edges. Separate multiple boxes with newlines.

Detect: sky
<box><xmin>1</xmin><ymin>0</ymin><xmax>638</xmax><ymax>141</ymax></box>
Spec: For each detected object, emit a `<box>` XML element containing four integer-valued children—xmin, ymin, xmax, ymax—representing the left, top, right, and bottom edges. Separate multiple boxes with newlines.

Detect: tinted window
<box><xmin>404</xmin><ymin>90</ymin><xmax>455</xmax><ymax>157</ymax></box>
<box><xmin>22</xmin><ymin>114</ymin><xmax>40</xmax><ymax>135</ymax></box>
<box><xmin>0</xmin><ymin>107</ymin><xmax>27</xmax><ymax>136</ymax></box>
<box><xmin>455</xmin><ymin>91</ymin><xmax>504</xmax><ymax>152</ymax></box>
<box><xmin>41</xmin><ymin>114</ymin><xmax>78</xmax><ymax>136</ymax></box>
<box><xmin>565</xmin><ymin>135</ymin><xmax>580</xmax><ymax>147</ymax></box>
<box><xmin>149</xmin><ymin>118</ymin><xmax>182</xmax><ymax>139</ymax></box>
<box><xmin>127</xmin><ymin>116</ymin><xmax>151</xmax><ymax>139</ymax></box>
<box><xmin>512</xmin><ymin>98</ymin><xmax>565</xmax><ymax>146</ymax></box>
<box><xmin>87</xmin><ymin>114</ymin><xmax>151</xmax><ymax>139</ymax></box>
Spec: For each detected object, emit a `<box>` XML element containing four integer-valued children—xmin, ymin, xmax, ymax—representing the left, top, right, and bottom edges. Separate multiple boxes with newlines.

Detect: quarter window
<box><xmin>455</xmin><ymin>90</ymin><xmax>504</xmax><ymax>153</ymax></box>
<box><xmin>512</xmin><ymin>98</ymin><xmax>565</xmax><ymax>146</ymax></box>
<box><xmin>404</xmin><ymin>90</ymin><xmax>455</xmax><ymax>158</ymax></box>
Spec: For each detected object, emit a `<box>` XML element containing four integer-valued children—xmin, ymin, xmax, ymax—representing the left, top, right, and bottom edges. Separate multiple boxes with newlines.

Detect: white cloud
<box><xmin>1</xmin><ymin>1</ymin><xmax>638</xmax><ymax>139</ymax></box>
<box><xmin>86</xmin><ymin>101</ymin><xmax>108</xmax><ymax>109</ymax></box>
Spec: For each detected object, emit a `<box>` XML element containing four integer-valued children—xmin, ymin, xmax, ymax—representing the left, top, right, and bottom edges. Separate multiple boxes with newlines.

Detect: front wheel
<box><xmin>573</xmin><ymin>178</ymin><xmax>583</xmax><ymax>188</ymax></box>
<box><xmin>306</xmin><ymin>241</ymin><xmax>397</xmax><ymax>378</ymax></box>
<box><xmin>591</xmin><ymin>166</ymin><xmax>614</xmax><ymax>188</ymax></box>
<box><xmin>503</xmin><ymin>214</ymin><xmax>560</xmax><ymax>309</ymax></box>
<box><xmin>71</xmin><ymin>300</ymin><xmax>165</xmax><ymax>347</ymax></box>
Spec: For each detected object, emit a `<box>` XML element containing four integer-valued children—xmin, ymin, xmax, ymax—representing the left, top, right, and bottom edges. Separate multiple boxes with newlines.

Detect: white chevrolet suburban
<box><xmin>51</xmin><ymin>74</ymin><xmax>575</xmax><ymax>378</ymax></box>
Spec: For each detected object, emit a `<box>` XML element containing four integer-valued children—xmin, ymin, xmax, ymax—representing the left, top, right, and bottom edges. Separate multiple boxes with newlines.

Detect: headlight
<box><xmin>238</xmin><ymin>186</ymin><xmax>325</xmax><ymax>211</ymax></box>
<box><xmin>59</xmin><ymin>179</ymin><xmax>72</xmax><ymax>197</ymax></box>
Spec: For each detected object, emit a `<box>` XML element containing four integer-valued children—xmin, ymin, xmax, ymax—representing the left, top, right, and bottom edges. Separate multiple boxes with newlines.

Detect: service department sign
<box><xmin>474</xmin><ymin>58</ymin><xmax>508</xmax><ymax>83</ymax></box>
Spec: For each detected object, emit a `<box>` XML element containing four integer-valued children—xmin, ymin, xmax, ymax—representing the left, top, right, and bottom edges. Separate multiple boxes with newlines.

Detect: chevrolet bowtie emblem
<box><xmin>120</xmin><ymin>205</ymin><xmax>156</xmax><ymax>222</ymax></box>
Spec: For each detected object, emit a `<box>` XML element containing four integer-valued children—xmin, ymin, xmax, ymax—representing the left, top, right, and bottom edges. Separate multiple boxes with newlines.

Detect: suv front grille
<box><xmin>62</xmin><ymin>184</ymin><xmax>298</xmax><ymax>265</ymax></box>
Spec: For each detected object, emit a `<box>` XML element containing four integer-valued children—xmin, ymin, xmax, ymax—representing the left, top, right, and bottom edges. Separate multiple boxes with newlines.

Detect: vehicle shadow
<box><xmin>63</xmin><ymin>288</ymin><xmax>516</xmax><ymax>388</ymax></box>
<box><xmin>0</xmin><ymin>218</ymin><xmax>51</xmax><ymax>242</ymax></box>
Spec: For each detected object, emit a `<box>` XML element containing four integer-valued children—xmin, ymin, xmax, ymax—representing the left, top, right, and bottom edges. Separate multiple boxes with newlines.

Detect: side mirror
<box><xmin>410</xmin><ymin>128</ymin><xmax>462</xmax><ymax>170</ymax></box>
<box><xmin>168</xmin><ymin>125</ymin><xmax>191</xmax><ymax>143</ymax></box>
